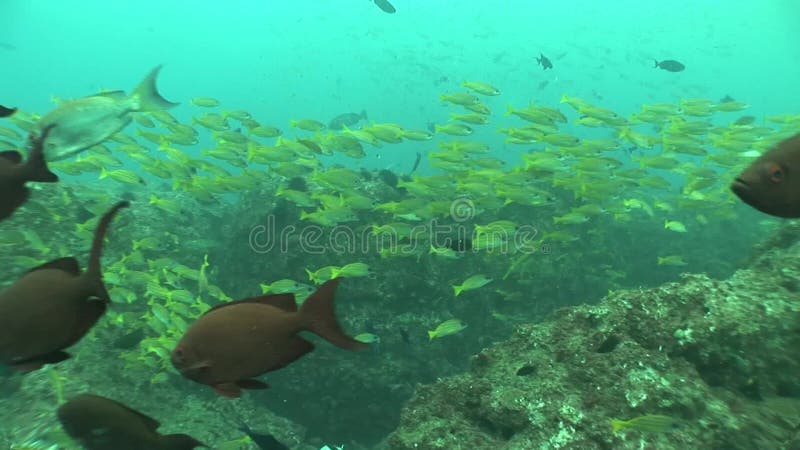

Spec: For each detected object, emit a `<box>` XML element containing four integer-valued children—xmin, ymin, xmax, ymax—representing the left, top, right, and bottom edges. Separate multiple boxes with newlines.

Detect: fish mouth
<box><xmin>730</xmin><ymin>178</ymin><xmax>750</xmax><ymax>201</ymax></box>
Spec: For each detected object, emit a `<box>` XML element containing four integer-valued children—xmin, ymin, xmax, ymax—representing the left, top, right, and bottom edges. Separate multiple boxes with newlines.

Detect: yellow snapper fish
<box><xmin>453</xmin><ymin>274</ymin><xmax>493</xmax><ymax>296</ymax></box>
<box><xmin>428</xmin><ymin>319</ymin><xmax>467</xmax><ymax>340</ymax></box>
<box><xmin>664</xmin><ymin>220</ymin><xmax>687</xmax><ymax>233</ymax></box>
<box><xmin>37</xmin><ymin>65</ymin><xmax>178</xmax><ymax>161</ymax></box>
<box><xmin>611</xmin><ymin>414</ymin><xmax>680</xmax><ymax>433</ymax></box>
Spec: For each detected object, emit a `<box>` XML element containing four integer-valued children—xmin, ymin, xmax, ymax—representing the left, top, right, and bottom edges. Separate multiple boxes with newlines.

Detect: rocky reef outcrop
<box><xmin>387</xmin><ymin>233</ymin><xmax>800</xmax><ymax>449</ymax></box>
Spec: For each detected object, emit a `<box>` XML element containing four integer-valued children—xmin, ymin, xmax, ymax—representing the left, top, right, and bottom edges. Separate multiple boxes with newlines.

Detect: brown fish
<box><xmin>171</xmin><ymin>278</ymin><xmax>366</xmax><ymax>398</ymax></box>
<box><xmin>0</xmin><ymin>201</ymin><xmax>128</xmax><ymax>371</ymax></box>
<box><xmin>0</xmin><ymin>126</ymin><xmax>59</xmax><ymax>221</ymax></box>
<box><xmin>58</xmin><ymin>394</ymin><xmax>204</xmax><ymax>450</ymax></box>
<box><xmin>731</xmin><ymin>133</ymin><xmax>800</xmax><ymax>218</ymax></box>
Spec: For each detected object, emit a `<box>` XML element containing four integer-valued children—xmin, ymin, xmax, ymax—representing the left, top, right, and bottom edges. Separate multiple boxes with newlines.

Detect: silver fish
<box><xmin>37</xmin><ymin>65</ymin><xmax>178</xmax><ymax>161</ymax></box>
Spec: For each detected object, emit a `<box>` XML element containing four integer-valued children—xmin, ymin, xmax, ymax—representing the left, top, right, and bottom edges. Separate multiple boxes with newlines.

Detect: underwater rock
<box><xmin>387</xmin><ymin>240</ymin><xmax>800</xmax><ymax>449</ymax></box>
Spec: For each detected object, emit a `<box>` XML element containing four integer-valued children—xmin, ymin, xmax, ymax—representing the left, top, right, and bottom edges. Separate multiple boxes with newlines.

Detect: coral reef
<box><xmin>387</xmin><ymin>229</ymin><xmax>800</xmax><ymax>450</ymax></box>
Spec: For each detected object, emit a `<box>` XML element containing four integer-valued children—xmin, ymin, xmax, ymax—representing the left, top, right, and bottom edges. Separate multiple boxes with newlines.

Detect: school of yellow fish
<box><xmin>1</xmin><ymin>74</ymin><xmax>799</xmax><ymax>396</ymax></box>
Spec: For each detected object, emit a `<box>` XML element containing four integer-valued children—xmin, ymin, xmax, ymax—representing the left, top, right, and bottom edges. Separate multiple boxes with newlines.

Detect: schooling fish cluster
<box><xmin>0</xmin><ymin>69</ymin><xmax>367</xmax><ymax>450</ymax></box>
<box><xmin>1</xmin><ymin>61</ymin><xmax>798</xmax><ymax>449</ymax></box>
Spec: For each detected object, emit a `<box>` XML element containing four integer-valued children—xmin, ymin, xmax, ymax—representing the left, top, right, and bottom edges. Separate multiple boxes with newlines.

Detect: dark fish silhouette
<box><xmin>0</xmin><ymin>201</ymin><xmax>128</xmax><ymax>371</ymax></box>
<box><xmin>0</xmin><ymin>126</ymin><xmax>59</xmax><ymax>221</ymax></box>
<box><xmin>58</xmin><ymin>394</ymin><xmax>204</xmax><ymax>450</ymax></box>
<box><xmin>171</xmin><ymin>278</ymin><xmax>366</xmax><ymax>398</ymax></box>
<box><xmin>409</xmin><ymin>152</ymin><xmax>421</xmax><ymax>175</ymax></box>
<box><xmin>373</xmin><ymin>0</ymin><xmax>396</xmax><ymax>13</ymax></box>
<box><xmin>239</xmin><ymin>423</ymin><xmax>290</xmax><ymax>450</ymax></box>
<box><xmin>537</xmin><ymin>53</ymin><xmax>553</xmax><ymax>70</ymax></box>
<box><xmin>0</xmin><ymin>105</ymin><xmax>16</xmax><ymax>117</ymax></box>
<box><xmin>654</xmin><ymin>59</ymin><xmax>685</xmax><ymax>72</ymax></box>
<box><xmin>328</xmin><ymin>110</ymin><xmax>367</xmax><ymax>130</ymax></box>
<box><xmin>733</xmin><ymin>116</ymin><xmax>756</xmax><ymax>126</ymax></box>
<box><xmin>732</xmin><ymin>133</ymin><xmax>800</xmax><ymax>217</ymax></box>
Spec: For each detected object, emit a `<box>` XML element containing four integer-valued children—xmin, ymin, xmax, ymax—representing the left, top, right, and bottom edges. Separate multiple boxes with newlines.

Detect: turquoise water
<box><xmin>1</xmin><ymin>1</ymin><xmax>800</xmax><ymax>449</ymax></box>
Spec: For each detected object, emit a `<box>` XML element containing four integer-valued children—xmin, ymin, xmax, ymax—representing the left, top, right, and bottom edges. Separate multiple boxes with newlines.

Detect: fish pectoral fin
<box><xmin>26</xmin><ymin>257</ymin><xmax>81</xmax><ymax>276</ymax></box>
<box><xmin>236</xmin><ymin>379</ymin><xmax>269</xmax><ymax>390</ymax></box>
<box><xmin>11</xmin><ymin>350</ymin><xmax>71</xmax><ymax>372</ymax></box>
<box><xmin>213</xmin><ymin>382</ymin><xmax>243</xmax><ymax>398</ymax></box>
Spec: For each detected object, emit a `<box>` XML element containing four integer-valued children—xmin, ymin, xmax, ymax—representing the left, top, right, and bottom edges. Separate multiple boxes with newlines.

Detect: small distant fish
<box><xmin>0</xmin><ymin>126</ymin><xmax>59</xmax><ymax>221</ymax></box>
<box><xmin>354</xmin><ymin>333</ymin><xmax>381</xmax><ymax>344</ymax></box>
<box><xmin>733</xmin><ymin>115</ymin><xmax>756</xmax><ymax>126</ymax></box>
<box><xmin>537</xmin><ymin>80</ymin><xmax>549</xmax><ymax>90</ymax></box>
<box><xmin>537</xmin><ymin>53</ymin><xmax>553</xmax><ymax>70</ymax></box>
<box><xmin>453</xmin><ymin>274</ymin><xmax>493</xmax><ymax>296</ymax></box>
<box><xmin>171</xmin><ymin>278</ymin><xmax>366</xmax><ymax>398</ymax></box>
<box><xmin>664</xmin><ymin>220</ymin><xmax>687</xmax><ymax>233</ymax></box>
<box><xmin>654</xmin><ymin>59</ymin><xmax>685</xmax><ymax>72</ymax></box>
<box><xmin>328</xmin><ymin>110</ymin><xmax>368</xmax><ymax>130</ymax></box>
<box><xmin>461</xmin><ymin>80</ymin><xmax>500</xmax><ymax>96</ymax></box>
<box><xmin>58</xmin><ymin>394</ymin><xmax>204</xmax><ymax>450</ymax></box>
<box><xmin>732</xmin><ymin>132</ymin><xmax>800</xmax><ymax>217</ymax></box>
<box><xmin>373</xmin><ymin>0</ymin><xmax>396</xmax><ymax>13</ymax></box>
<box><xmin>399</xmin><ymin>328</ymin><xmax>411</xmax><ymax>344</ymax></box>
<box><xmin>409</xmin><ymin>152</ymin><xmax>422</xmax><ymax>174</ymax></box>
<box><xmin>611</xmin><ymin>414</ymin><xmax>680</xmax><ymax>433</ymax></box>
<box><xmin>0</xmin><ymin>105</ymin><xmax>16</xmax><ymax>118</ymax></box>
<box><xmin>239</xmin><ymin>423</ymin><xmax>290</xmax><ymax>450</ymax></box>
<box><xmin>38</xmin><ymin>65</ymin><xmax>178</xmax><ymax>161</ymax></box>
<box><xmin>657</xmin><ymin>255</ymin><xmax>687</xmax><ymax>266</ymax></box>
<box><xmin>428</xmin><ymin>319</ymin><xmax>467</xmax><ymax>340</ymax></box>
<box><xmin>191</xmin><ymin>97</ymin><xmax>220</xmax><ymax>108</ymax></box>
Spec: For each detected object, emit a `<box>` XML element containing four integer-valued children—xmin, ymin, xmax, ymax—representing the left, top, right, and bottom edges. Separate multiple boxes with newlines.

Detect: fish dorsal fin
<box><xmin>26</xmin><ymin>257</ymin><xmax>81</xmax><ymax>276</ymax></box>
<box><xmin>106</xmin><ymin>398</ymin><xmax>161</xmax><ymax>431</ymax></box>
<box><xmin>92</xmin><ymin>90</ymin><xmax>127</xmax><ymax>100</ymax></box>
<box><xmin>0</xmin><ymin>151</ymin><xmax>22</xmax><ymax>164</ymax></box>
<box><xmin>206</xmin><ymin>293</ymin><xmax>297</xmax><ymax>314</ymax></box>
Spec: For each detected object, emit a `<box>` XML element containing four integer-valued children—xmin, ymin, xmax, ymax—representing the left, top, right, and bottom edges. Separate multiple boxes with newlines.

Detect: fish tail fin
<box><xmin>611</xmin><ymin>419</ymin><xmax>626</xmax><ymax>433</ymax></box>
<box><xmin>86</xmin><ymin>201</ymin><xmax>129</xmax><ymax>282</ymax></box>
<box><xmin>653</xmin><ymin>59</ymin><xmax>659</xmax><ymax>68</ymax></box>
<box><xmin>298</xmin><ymin>278</ymin><xmax>366</xmax><ymax>351</ymax></box>
<box><xmin>132</xmin><ymin>65</ymin><xmax>179</xmax><ymax>112</ymax></box>
<box><xmin>428</xmin><ymin>331</ymin><xmax>436</xmax><ymax>340</ymax></box>
<box><xmin>453</xmin><ymin>285</ymin><xmax>462</xmax><ymax>297</ymax></box>
<box><xmin>160</xmin><ymin>433</ymin><xmax>205</xmax><ymax>450</ymax></box>
<box><xmin>25</xmin><ymin>126</ymin><xmax>58</xmax><ymax>182</ymax></box>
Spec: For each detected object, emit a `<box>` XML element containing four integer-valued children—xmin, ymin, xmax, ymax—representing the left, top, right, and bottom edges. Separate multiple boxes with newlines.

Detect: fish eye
<box><xmin>766</xmin><ymin>163</ymin><xmax>785</xmax><ymax>183</ymax></box>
